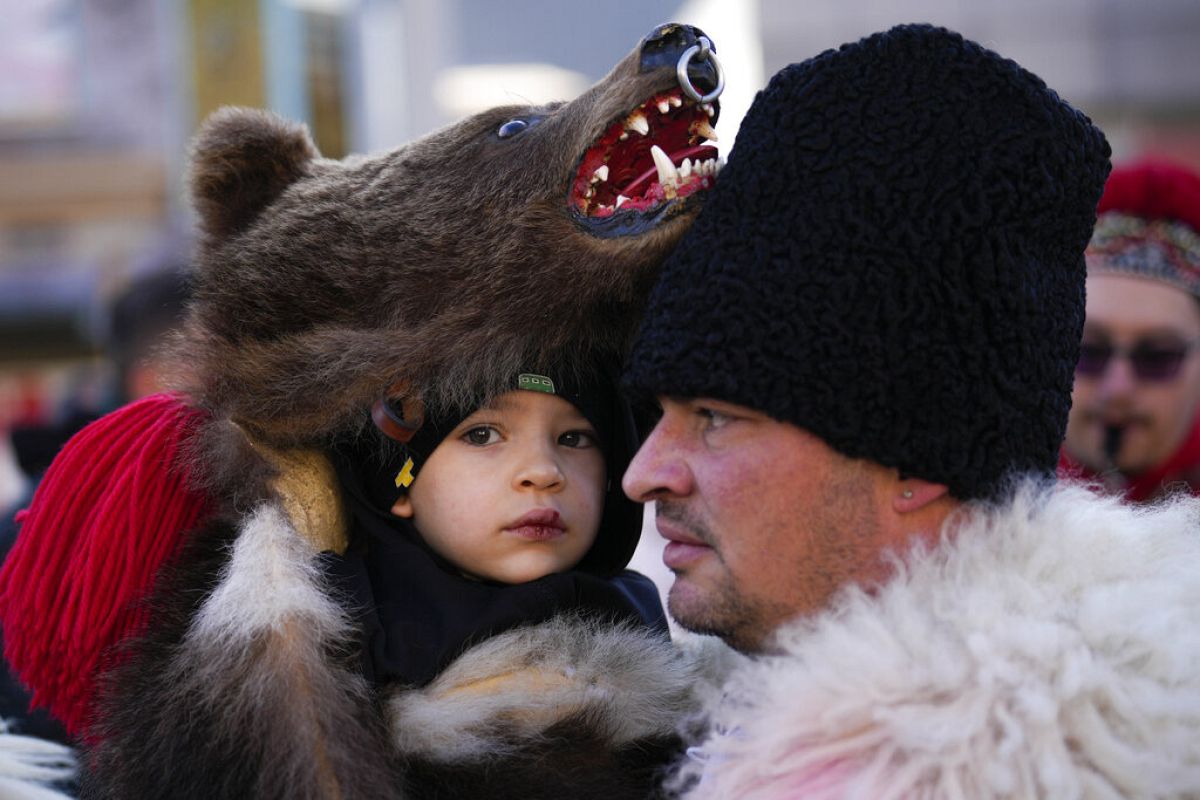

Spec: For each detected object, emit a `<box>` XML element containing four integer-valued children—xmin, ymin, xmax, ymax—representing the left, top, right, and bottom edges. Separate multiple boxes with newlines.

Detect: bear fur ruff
<box><xmin>76</xmin><ymin>27</ymin><xmax>721</xmax><ymax>798</ymax></box>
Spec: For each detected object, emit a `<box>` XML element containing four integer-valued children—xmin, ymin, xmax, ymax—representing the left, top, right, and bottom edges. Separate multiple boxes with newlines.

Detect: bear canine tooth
<box><xmin>679</xmin><ymin>158</ymin><xmax>692</xmax><ymax>178</ymax></box>
<box><xmin>591</xmin><ymin>165</ymin><xmax>609</xmax><ymax>183</ymax></box>
<box><xmin>696</xmin><ymin>120</ymin><xmax>719</xmax><ymax>141</ymax></box>
<box><xmin>657</xmin><ymin>100</ymin><xmax>671</xmax><ymax>114</ymax></box>
<box><xmin>626</xmin><ymin>112</ymin><xmax>649</xmax><ymax>136</ymax></box>
<box><xmin>615</xmin><ymin>194</ymin><xmax>629</xmax><ymax>209</ymax></box>
<box><xmin>670</xmin><ymin>96</ymin><xmax>682</xmax><ymax>108</ymax></box>
<box><xmin>619</xmin><ymin>131</ymin><xmax>629</xmax><ymax>141</ymax></box>
<box><xmin>650</xmin><ymin>144</ymin><xmax>679</xmax><ymax>188</ymax></box>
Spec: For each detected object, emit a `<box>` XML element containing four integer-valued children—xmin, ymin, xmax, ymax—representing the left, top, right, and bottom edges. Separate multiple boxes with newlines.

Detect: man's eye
<box><xmin>698</xmin><ymin>407</ymin><xmax>732</xmax><ymax>429</ymax></box>
<box><xmin>559</xmin><ymin>430</ymin><xmax>597</xmax><ymax>448</ymax></box>
<box><xmin>463</xmin><ymin>426</ymin><xmax>499</xmax><ymax>445</ymax></box>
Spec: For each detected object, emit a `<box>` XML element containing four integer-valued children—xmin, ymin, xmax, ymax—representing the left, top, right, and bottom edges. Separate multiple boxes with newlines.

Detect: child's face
<box><xmin>391</xmin><ymin>390</ymin><xmax>606</xmax><ymax>583</ymax></box>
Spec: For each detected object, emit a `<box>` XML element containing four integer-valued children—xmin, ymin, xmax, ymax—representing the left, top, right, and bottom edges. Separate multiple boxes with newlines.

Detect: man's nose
<box><xmin>622</xmin><ymin>419</ymin><xmax>691</xmax><ymax>502</ymax></box>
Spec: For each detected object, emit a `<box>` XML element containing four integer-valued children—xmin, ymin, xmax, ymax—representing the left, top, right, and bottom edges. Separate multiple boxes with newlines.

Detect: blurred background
<box><xmin>1</xmin><ymin>0</ymin><xmax>1198</xmax><ymax>514</ymax></box>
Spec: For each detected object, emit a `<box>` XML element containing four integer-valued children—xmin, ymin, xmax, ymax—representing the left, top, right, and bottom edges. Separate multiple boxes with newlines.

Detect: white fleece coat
<box><xmin>675</xmin><ymin>482</ymin><xmax>1200</xmax><ymax>799</ymax></box>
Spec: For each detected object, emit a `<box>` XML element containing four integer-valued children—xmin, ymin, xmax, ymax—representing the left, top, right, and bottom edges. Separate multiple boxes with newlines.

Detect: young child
<box><xmin>328</xmin><ymin>365</ymin><xmax>668</xmax><ymax>693</ymax></box>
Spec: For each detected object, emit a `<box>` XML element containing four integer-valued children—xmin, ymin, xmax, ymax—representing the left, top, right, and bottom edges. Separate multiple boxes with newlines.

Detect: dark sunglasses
<box><xmin>1076</xmin><ymin>338</ymin><xmax>1200</xmax><ymax>382</ymax></box>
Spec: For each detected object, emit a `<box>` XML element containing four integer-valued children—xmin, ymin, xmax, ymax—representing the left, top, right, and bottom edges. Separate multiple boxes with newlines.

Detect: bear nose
<box><xmin>640</xmin><ymin>23</ymin><xmax>721</xmax><ymax>97</ymax></box>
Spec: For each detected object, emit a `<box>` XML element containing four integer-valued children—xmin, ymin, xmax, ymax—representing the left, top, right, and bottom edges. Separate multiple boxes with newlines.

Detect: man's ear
<box><xmin>893</xmin><ymin>479</ymin><xmax>950</xmax><ymax>514</ymax></box>
<box><xmin>391</xmin><ymin>493</ymin><xmax>415</xmax><ymax>519</ymax></box>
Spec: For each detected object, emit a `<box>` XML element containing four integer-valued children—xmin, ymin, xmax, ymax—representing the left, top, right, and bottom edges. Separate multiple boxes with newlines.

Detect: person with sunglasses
<box><xmin>1062</xmin><ymin>160</ymin><xmax>1200</xmax><ymax>501</ymax></box>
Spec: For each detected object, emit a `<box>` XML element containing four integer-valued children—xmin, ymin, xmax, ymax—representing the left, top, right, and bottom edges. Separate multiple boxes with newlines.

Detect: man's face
<box><xmin>1066</xmin><ymin>272</ymin><xmax>1200</xmax><ymax>476</ymax></box>
<box><xmin>622</xmin><ymin>397</ymin><xmax>891</xmax><ymax>652</ymax></box>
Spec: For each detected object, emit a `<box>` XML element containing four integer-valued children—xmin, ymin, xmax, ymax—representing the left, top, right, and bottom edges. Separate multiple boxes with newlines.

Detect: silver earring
<box><xmin>902</xmin><ymin>489</ymin><xmax>914</xmax><ymax>499</ymax></box>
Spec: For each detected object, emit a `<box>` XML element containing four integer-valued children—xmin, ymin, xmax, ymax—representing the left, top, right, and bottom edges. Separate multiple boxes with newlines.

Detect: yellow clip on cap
<box><xmin>395</xmin><ymin>457</ymin><xmax>415</xmax><ymax>489</ymax></box>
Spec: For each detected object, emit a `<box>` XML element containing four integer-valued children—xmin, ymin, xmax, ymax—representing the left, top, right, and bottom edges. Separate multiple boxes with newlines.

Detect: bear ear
<box><xmin>189</xmin><ymin>106</ymin><xmax>319</xmax><ymax>239</ymax></box>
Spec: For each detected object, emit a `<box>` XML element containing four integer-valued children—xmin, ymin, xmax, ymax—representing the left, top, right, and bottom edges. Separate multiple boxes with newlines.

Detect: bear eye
<box><xmin>497</xmin><ymin>119</ymin><xmax>529</xmax><ymax>138</ymax></box>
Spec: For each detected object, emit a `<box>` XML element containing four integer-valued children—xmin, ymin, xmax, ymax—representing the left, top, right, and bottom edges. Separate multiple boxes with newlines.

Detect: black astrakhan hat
<box><xmin>624</xmin><ymin>24</ymin><xmax>1112</xmax><ymax>500</ymax></box>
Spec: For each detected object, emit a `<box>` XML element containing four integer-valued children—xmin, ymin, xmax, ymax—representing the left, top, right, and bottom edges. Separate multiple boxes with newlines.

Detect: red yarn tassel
<box><xmin>0</xmin><ymin>393</ymin><xmax>213</xmax><ymax>737</ymax></box>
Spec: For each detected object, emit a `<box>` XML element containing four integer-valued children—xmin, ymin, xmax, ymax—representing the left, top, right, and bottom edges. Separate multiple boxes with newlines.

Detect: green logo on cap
<box><xmin>518</xmin><ymin>373</ymin><xmax>556</xmax><ymax>394</ymax></box>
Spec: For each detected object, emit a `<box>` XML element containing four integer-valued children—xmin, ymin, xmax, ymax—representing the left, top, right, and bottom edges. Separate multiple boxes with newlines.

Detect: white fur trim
<box><xmin>679</xmin><ymin>483</ymin><xmax>1200</xmax><ymax>799</ymax></box>
<box><xmin>173</xmin><ymin>501</ymin><xmax>358</xmax><ymax>710</ymax></box>
<box><xmin>387</xmin><ymin>616</ymin><xmax>699</xmax><ymax>761</ymax></box>
<box><xmin>188</xmin><ymin>503</ymin><xmax>349</xmax><ymax>646</ymax></box>
<box><xmin>158</xmin><ymin>501</ymin><xmax>375</xmax><ymax>798</ymax></box>
<box><xmin>0</xmin><ymin>724</ymin><xmax>74</xmax><ymax>800</ymax></box>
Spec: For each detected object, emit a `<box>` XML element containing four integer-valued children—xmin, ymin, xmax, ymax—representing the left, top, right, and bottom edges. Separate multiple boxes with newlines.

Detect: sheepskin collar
<box><xmin>676</xmin><ymin>482</ymin><xmax>1200</xmax><ymax>799</ymax></box>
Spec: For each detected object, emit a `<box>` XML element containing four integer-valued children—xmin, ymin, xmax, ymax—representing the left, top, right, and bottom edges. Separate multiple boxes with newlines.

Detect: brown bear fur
<box><xmin>71</xmin><ymin>26</ymin><xmax>722</xmax><ymax>800</ymax></box>
<box><xmin>65</xmin><ymin>26</ymin><xmax>724</xmax><ymax>800</ymax></box>
<box><xmin>177</xmin><ymin>23</ymin><xmax>722</xmax><ymax>450</ymax></box>
<box><xmin>2</xmin><ymin>26</ymin><xmax>725</xmax><ymax>800</ymax></box>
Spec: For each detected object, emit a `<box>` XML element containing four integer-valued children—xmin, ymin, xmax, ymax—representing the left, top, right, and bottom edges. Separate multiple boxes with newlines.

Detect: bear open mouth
<box><xmin>570</xmin><ymin>89</ymin><xmax>720</xmax><ymax>229</ymax></box>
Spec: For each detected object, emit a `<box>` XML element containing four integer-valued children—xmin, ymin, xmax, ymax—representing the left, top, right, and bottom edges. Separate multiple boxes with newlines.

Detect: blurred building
<box><xmin>758</xmin><ymin>0</ymin><xmax>1200</xmax><ymax>164</ymax></box>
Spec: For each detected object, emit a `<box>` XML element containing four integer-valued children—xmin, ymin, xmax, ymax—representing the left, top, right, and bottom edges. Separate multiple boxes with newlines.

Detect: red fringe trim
<box><xmin>0</xmin><ymin>393</ymin><xmax>213</xmax><ymax>736</ymax></box>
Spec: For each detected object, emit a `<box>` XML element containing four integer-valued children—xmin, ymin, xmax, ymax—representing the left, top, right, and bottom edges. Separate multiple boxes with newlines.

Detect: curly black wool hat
<box><xmin>624</xmin><ymin>24</ymin><xmax>1112</xmax><ymax>500</ymax></box>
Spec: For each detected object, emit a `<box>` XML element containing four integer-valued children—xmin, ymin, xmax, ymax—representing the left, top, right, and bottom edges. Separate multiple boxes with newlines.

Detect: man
<box><xmin>624</xmin><ymin>24</ymin><xmax>1200</xmax><ymax>797</ymax></box>
<box><xmin>1062</xmin><ymin>160</ymin><xmax>1200</xmax><ymax>501</ymax></box>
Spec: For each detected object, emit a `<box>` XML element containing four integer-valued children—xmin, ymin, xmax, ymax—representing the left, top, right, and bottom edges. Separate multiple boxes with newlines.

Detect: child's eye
<box><xmin>463</xmin><ymin>426</ymin><xmax>500</xmax><ymax>446</ymax></box>
<box><xmin>558</xmin><ymin>430</ymin><xmax>597</xmax><ymax>448</ymax></box>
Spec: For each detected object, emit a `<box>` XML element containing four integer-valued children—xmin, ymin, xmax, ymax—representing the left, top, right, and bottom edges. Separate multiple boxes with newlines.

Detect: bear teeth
<box><xmin>571</xmin><ymin>88</ymin><xmax>720</xmax><ymax>218</ymax></box>
<box><xmin>651</xmin><ymin>145</ymin><xmax>680</xmax><ymax>191</ymax></box>
<box><xmin>625</xmin><ymin>112</ymin><xmax>649</xmax><ymax>136</ymax></box>
<box><xmin>693</xmin><ymin>120</ymin><xmax>718</xmax><ymax>142</ymax></box>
